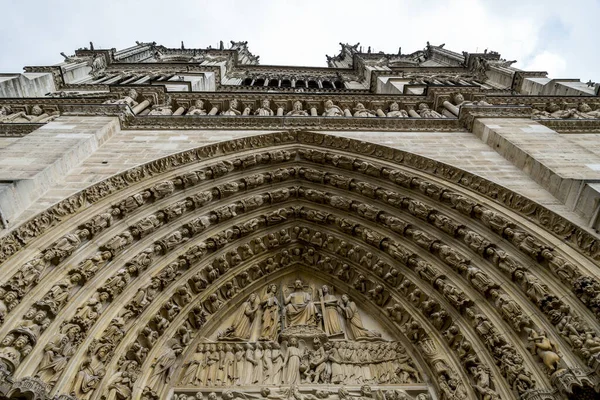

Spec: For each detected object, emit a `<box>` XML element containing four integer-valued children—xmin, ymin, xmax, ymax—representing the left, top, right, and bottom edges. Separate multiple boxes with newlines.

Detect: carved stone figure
<box><xmin>286</xmin><ymin>101</ymin><xmax>309</xmax><ymax>116</ymax></box>
<box><xmin>338</xmin><ymin>294</ymin><xmax>381</xmax><ymax>340</ymax></box>
<box><xmin>187</xmin><ymin>100</ymin><xmax>208</xmax><ymax>116</ymax></box>
<box><xmin>532</xmin><ymin>102</ymin><xmax>575</xmax><ymax>119</ymax></box>
<box><xmin>353</xmin><ymin>103</ymin><xmax>376</xmax><ymax>117</ymax></box>
<box><xmin>219</xmin><ymin>293</ymin><xmax>259</xmax><ymax>340</ymax></box>
<box><xmin>319</xmin><ymin>285</ymin><xmax>343</xmax><ymax>337</ymax></box>
<box><xmin>37</xmin><ymin>324</ymin><xmax>81</xmax><ymax>383</ymax></box>
<box><xmin>255</xmin><ymin>99</ymin><xmax>274</xmax><ymax>116</ymax></box>
<box><xmin>417</xmin><ymin>103</ymin><xmax>444</xmax><ymax>118</ymax></box>
<box><xmin>283</xmin><ymin>337</ymin><xmax>302</xmax><ymax>384</ymax></box>
<box><xmin>526</xmin><ymin>328</ymin><xmax>561</xmax><ymax>372</ymax></box>
<box><xmin>386</xmin><ymin>102</ymin><xmax>408</xmax><ymax>118</ymax></box>
<box><xmin>323</xmin><ymin>100</ymin><xmax>344</xmax><ymax>116</ymax></box>
<box><xmin>222</xmin><ymin>99</ymin><xmax>241</xmax><ymax>116</ymax></box>
<box><xmin>260</xmin><ymin>284</ymin><xmax>281</xmax><ymax>341</ymax></box>
<box><xmin>104</xmin><ymin>89</ymin><xmax>139</xmax><ymax>107</ymax></box>
<box><xmin>284</xmin><ymin>280</ymin><xmax>318</xmax><ymax>327</ymax></box>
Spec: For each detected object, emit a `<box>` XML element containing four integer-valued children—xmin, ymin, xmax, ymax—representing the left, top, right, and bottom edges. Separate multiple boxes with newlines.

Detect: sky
<box><xmin>0</xmin><ymin>0</ymin><xmax>598</xmax><ymax>83</ymax></box>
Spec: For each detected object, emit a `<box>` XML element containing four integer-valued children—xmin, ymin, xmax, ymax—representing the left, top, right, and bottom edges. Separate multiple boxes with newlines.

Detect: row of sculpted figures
<box><xmin>180</xmin><ymin>338</ymin><xmax>420</xmax><ymax>387</ymax></box>
<box><xmin>216</xmin><ymin>279</ymin><xmax>381</xmax><ymax>342</ymax></box>
<box><xmin>173</xmin><ymin>386</ymin><xmax>431</xmax><ymax>400</ymax></box>
<box><xmin>104</xmin><ymin>90</ymin><xmax>447</xmax><ymax>119</ymax></box>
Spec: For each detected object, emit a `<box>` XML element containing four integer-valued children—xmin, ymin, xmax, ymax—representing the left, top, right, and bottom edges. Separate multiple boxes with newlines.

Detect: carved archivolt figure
<box><xmin>148</xmin><ymin>342</ymin><xmax>182</xmax><ymax>391</ymax></box>
<box><xmin>338</xmin><ymin>294</ymin><xmax>381</xmax><ymax>340</ymax></box>
<box><xmin>37</xmin><ymin>324</ymin><xmax>80</xmax><ymax>383</ymax></box>
<box><xmin>526</xmin><ymin>328</ymin><xmax>561</xmax><ymax>372</ymax></box>
<box><xmin>104</xmin><ymin>360</ymin><xmax>138</xmax><ymax>400</ymax></box>
<box><xmin>260</xmin><ymin>284</ymin><xmax>281</xmax><ymax>341</ymax></box>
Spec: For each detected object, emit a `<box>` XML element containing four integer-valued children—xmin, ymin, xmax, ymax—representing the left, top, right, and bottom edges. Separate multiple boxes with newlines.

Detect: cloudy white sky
<box><xmin>0</xmin><ymin>0</ymin><xmax>598</xmax><ymax>82</ymax></box>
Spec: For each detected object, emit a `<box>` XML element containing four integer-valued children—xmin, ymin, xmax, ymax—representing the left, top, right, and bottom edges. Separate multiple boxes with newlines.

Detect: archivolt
<box><xmin>0</xmin><ymin>132</ymin><xmax>598</xmax><ymax>400</ymax></box>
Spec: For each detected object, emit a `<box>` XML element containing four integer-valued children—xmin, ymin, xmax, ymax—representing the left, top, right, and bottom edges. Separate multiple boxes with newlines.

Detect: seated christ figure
<box><xmin>284</xmin><ymin>279</ymin><xmax>318</xmax><ymax>327</ymax></box>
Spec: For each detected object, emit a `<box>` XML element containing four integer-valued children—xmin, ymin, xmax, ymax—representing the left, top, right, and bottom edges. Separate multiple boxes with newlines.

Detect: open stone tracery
<box><xmin>0</xmin><ymin>41</ymin><xmax>600</xmax><ymax>400</ymax></box>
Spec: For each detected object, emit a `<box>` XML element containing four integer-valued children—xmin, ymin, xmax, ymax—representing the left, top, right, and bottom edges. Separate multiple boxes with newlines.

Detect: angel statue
<box><xmin>259</xmin><ymin>284</ymin><xmax>281</xmax><ymax>341</ymax></box>
<box><xmin>284</xmin><ymin>280</ymin><xmax>318</xmax><ymax>327</ymax></box>
<box><xmin>219</xmin><ymin>293</ymin><xmax>259</xmax><ymax>340</ymax></box>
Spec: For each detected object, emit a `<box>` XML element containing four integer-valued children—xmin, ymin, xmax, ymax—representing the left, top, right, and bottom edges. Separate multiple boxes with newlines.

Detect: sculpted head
<box><xmin>194</xmin><ymin>99</ymin><xmax>204</xmax><ymax>108</ymax></box>
<box><xmin>34</xmin><ymin>311</ymin><xmax>47</xmax><ymax>323</ymax></box>
<box><xmin>249</xmin><ymin>293</ymin><xmax>257</xmax><ymax>302</ymax></box>
<box><xmin>31</xmin><ymin>105</ymin><xmax>44</xmax><ymax>116</ymax></box>
<box><xmin>452</xmin><ymin>93</ymin><xmax>465</xmax><ymax>104</ymax></box>
<box><xmin>418</xmin><ymin>103</ymin><xmax>429</xmax><ymax>111</ymax></box>
<box><xmin>293</xmin><ymin>101</ymin><xmax>303</xmax><ymax>111</ymax></box>
<box><xmin>294</xmin><ymin>279</ymin><xmax>303</xmax><ymax>290</ymax></box>
<box><xmin>1</xmin><ymin>334</ymin><xmax>15</xmax><ymax>346</ymax></box>
<box><xmin>546</xmin><ymin>102</ymin><xmax>560</xmax><ymax>113</ymax></box>
<box><xmin>229</xmin><ymin>99</ymin><xmax>239</xmax><ymax>110</ymax></box>
<box><xmin>325</xmin><ymin>100</ymin><xmax>334</xmax><ymax>108</ymax></box>
<box><xmin>389</xmin><ymin>102</ymin><xmax>399</xmax><ymax>111</ymax></box>
<box><xmin>578</xmin><ymin>102</ymin><xmax>592</xmax><ymax>112</ymax></box>
<box><xmin>356</xmin><ymin>102</ymin><xmax>366</xmax><ymax>110</ymax></box>
<box><xmin>128</xmin><ymin>89</ymin><xmax>138</xmax><ymax>99</ymax></box>
<box><xmin>341</xmin><ymin>294</ymin><xmax>350</xmax><ymax>303</ymax></box>
<box><xmin>322</xmin><ymin>285</ymin><xmax>330</xmax><ymax>294</ymax></box>
<box><xmin>262</xmin><ymin>99</ymin><xmax>270</xmax><ymax>108</ymax></box>
<box><xmin>197</xmin><ymin>343</ymin><xmax>204</xmax><ymax>352</ymax></box>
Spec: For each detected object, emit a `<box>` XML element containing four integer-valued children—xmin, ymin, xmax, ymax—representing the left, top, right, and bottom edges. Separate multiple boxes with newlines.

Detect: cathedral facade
<box><xmin>0</xmin><ymin>41</ymin><xmax>599</xmax><ymax>400</ymax></box>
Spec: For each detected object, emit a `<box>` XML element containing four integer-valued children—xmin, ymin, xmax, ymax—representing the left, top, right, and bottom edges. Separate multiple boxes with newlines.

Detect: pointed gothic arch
<box><xmin>0</xmin><ymin>131</ymin><xmax>598</xmax><ymax>400</ymax></box>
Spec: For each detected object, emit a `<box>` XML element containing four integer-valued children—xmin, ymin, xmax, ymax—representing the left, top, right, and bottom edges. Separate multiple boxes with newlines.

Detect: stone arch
<box><xmin>0</xmin><ymin>131</ymin><xmax>597</xmax><ymax>400</ymax></box>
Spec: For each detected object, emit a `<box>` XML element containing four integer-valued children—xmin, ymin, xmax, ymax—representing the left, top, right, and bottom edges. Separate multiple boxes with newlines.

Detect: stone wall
<box><xmin>1</xmin><ymin>115</ymin><xmax>600</xmax><ymax>238</ymax></box>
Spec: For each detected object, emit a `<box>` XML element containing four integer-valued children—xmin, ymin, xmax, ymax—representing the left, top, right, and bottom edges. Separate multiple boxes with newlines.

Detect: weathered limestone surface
<box><xmin>4</xmin><ymin>116</ymin><xmax>594</xmax><ymax>231</ymax></box>
<box><xmin>474</xmin><ymin>118</ymin><xmax>600</xmax><ymax>230</ymax></box>
<box><xmin>0</xmin><ymin>117</ymin><xmax>118</xmax><ymax>226</ymax></box>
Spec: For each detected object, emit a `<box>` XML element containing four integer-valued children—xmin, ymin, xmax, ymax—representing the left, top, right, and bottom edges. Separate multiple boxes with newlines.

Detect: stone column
<box><xmin>132</xmin><ymin>100</ymin><xmax>151</xmax><ymax>115</ymax></box>
<box><xmin>443</xmin><ymin>100</ymin><xmax>460</xmax><ymax>116</ymax></box>
<box><xmin>275</xmin><ymin>102</ymin><xmax>286</xmax><ymax>116</ymax></box>
<box><xmin>340</xmin><ymin>102</ymin><xmax>353</xmax><ymax>117</ymax></box>
<box><xmin>407</xmin><ymin>106</ymin><xmax>420</xmax><ymax>118</ymax></box>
